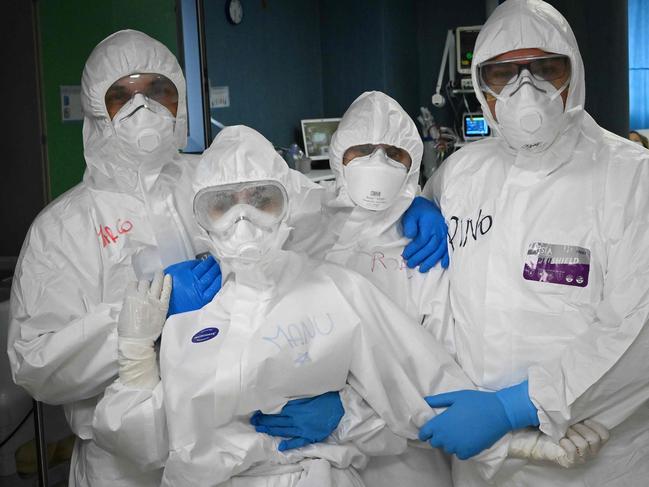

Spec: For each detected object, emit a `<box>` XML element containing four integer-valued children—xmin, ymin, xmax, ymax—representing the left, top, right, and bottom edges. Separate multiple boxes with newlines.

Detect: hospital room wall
<box><xmin>38</xmin><ymin>0</ymin><xmax>179</xmax><ymax>199</ymax></box>
<box><xmin>319</xmin><ymin>0</ymin><xmax>420</xmax><ymax>121</ymax></box>
<box><xmin>319</xmin><ymin>0</ymin><xmax>489</xmax><ymax>126</ymax></box>
<box><xmin>204</xmin><ymin>0</ymin><xmax>421</xmax><ymax>147</ymax></box>
<box><xmin>1</xmin><ymin>2</ymin><xmax>45</xmax><ymax>263</ymax></box>
<box><xmin>203</xmin><ymin>0</ymin><xmax>324</xmax><ymax>148</ymax></box>
<box><xmin>547</xmin><ymin>0</ymin><xmax>629</xmax><ymax>136</ymax></box>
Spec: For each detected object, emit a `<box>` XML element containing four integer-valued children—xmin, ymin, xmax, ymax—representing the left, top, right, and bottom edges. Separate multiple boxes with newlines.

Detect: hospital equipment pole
<box><xmin>34</xmin><ymin>400</ymin><xmax>49</xmax><ymax>486</ymax></box>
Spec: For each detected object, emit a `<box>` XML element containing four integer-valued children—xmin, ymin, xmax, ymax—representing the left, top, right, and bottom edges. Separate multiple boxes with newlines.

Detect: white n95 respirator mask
<box><xmin>112</xmin><ymin>93</ymin><xmax>176</xmax><ymax>158</ymax></box>
<box><xmin>343</xmin><ymin>148</ymin><xmax>408</xmax><ymax>211</ymax></box>
<box><xmin>493</xmin><ymin>71</ymin><xmax>568</xmax><ymax>153</ymax></box>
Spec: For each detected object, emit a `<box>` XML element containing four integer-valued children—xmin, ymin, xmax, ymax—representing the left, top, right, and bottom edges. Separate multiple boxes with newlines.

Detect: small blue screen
<box><xmin>464</xmin><ymin>116</ymin><xmax>489</xmax><ymax>136</ymax></box>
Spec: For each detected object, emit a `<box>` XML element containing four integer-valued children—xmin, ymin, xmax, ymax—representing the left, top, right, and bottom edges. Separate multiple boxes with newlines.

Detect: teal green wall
<box><xmin>38</xmin><ymin>0</ymin><xmax>178</xmax><ymax>199</ymax></box>
<box><xmin>319</xmin><ymin>0</ymin><xmax>420</xmax><ymax>120</ymax></box>
<box><xmin>204</xmin><ymin>0</ymin><xmax>324</xmax><ymax>147</ymax></box>
<box><xmin>204</xmin><ymin>0</ymin><xmax>422</xmax><ymax>147</ymax></box>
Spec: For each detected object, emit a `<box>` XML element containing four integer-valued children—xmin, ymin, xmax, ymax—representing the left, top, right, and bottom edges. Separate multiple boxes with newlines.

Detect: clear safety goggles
<box><xmin>193</xmin><ymin>180</ymin><xmax>288</xmax><ymax>234</ymax></box>
<box><xmin>478</xmin><ymin>54</ymin><xmax>571</xmax><ymax>94</ymax></box>
<box><xmin>105</xmin><ymin>73</ymin><xmax>178</xmax><ymax>119</ymax></box>
<box><xmin>342</xmin><ymin>143</ymin><xmax>411</xmax><ymax>167</ymax></box>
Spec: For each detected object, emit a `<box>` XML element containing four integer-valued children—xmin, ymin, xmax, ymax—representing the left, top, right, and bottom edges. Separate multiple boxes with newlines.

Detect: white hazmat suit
<box><xmin>424</xmin><ymin>1</ymin><xmax>649</xmax><ymax>485</ymax></box>
<box><xmin>318</xmin><ymin>91</ymin><xmax>455</xmax><ymax>487</ymax></box>
<box><xmin>7</xmin><ymin>30</ymin><xmax>197</xmax><ymax>486</ymax></box>
<box><xmin>92</xmin><ymin>126</ymin><xmax>499</xmax><ymax>486</ymax></box>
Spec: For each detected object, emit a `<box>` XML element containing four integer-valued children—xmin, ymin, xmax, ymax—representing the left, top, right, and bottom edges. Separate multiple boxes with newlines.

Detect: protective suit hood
<box><xmin>193</xmin><ymin>126</ymin><xmax>321</xmax><ymax>286</ymax></box>
<box><xmin>329</xmin><ymin>91</ymin><xmax>422</xmax><ymax>208</ymax></box>
<box><xmin>471</xmin><ymin>0</ymin><xmax>586</xmax><ymax>153</ymax></box>
<box><xmin>323</xmin><ymin>91</ymin><xmax>423</xmax><ymax>251</ymax></box>
<box><xmin>81</xmin><ymin>29</ymin><xmax>187</xmax><ymax>192</ymax></box>
<box><xmin>193</xmin><ymin>126</ymin><xmax>317</xmax><ymax>216</ymax></box>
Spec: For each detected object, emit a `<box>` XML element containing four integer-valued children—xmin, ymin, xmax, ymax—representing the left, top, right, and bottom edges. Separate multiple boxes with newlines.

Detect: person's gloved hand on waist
<box><xmin>419</xmin><ymin>380</ymin><xmax>539</xmax><ymax>459</ymax></box>
<box><xmin>401</xmin><ymin>196</ymin><xmax>449</xmax><ymax>272</ymax></box>
<box><xmin>164</xmin><ymin>255</ymin><xmax>221</xmax><ymax>316</ymax></box>
<box><xmin>251</xmin><ymin>391</ymin><xmax>344</xmax><ymax>451</ymax></box>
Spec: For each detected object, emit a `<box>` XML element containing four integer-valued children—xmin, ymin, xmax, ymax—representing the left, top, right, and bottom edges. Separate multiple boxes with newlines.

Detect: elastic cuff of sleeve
<box><xmin>118</xmin><ymin>338</ymin><xmax>159</xmax><ymax>390</ymax></box>
<box><xmin>496</xmin><ymin>380</ymin><xmax>540</xmax><ymax>430</ymax></box>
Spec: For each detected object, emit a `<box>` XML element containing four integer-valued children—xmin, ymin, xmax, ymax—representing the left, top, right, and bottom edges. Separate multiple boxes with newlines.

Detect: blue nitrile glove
<box><xmin>251</xmin><ymin>391</ymin><xmax>344</xmax><ymax>452</ymax></box>
<box><xmin>164</xmin><ymin>255</ymin><xmax>222</xmax><ymax>316</ymax></box>
<box><xmin>401</xmin><ymin>196</ymin><xmax>449</xmax><ymax>272</ymax></box>
<box><xmin>419</xmin><ymin>381</ymin><xmax>539</xmax><ymax>460</ymax></box>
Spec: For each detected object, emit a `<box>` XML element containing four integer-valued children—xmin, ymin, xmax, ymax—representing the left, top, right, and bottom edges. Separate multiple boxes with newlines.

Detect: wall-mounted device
<box><xmin>456</xmin><ymin>26</ymin><xmax>482</xmax><ymax>75</ymax></box>
<box><xmin>462</xmin><ymin>112</ymin><xmax>491</xmax><ymax>141</ymax></box>
<box><xmin>225</xmin><ymin>0</ymin><xmax>244</xmax><ymax>25</ymax></box>
<box><xmin>460</xmin><ymin>78</ymin><xmax>474</xmax><ymax>90</ymax></box>
<box><xmin>432</xmin><ymin>25</ymin><xmax>481</xmax><ymax>108</ymax></box>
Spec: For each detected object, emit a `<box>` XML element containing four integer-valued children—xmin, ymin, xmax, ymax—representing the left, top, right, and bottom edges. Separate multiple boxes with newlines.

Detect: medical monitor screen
<box><xmin>463</xmin><ymin>114</ymin><xmax>490</xmax><ymax>139</ymax></box>
<box><xmin>301</xmin><ymin>118</ymin><xmax>341</xmax><ymax>160</ymax></box>
<box><xmin>456</xmin><ymin>26</ymin><xmax>481</xmax><ymax>75</ymax></box>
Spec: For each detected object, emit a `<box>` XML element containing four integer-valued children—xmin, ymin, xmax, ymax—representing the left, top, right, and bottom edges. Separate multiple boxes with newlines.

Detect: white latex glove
<box><xmin>117</xmin><ymin>272</ymin><xmax>172</xmax><ymax>389</ymax></box>
<box><xmin>508</xmin><ymin>419</ymin><xmax>609</xmax><ymax>468</ymax></box>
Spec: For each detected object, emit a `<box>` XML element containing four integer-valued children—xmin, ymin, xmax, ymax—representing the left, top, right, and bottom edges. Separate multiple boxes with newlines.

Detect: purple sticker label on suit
<box><xmin>523</xmin><ymin>242</ymin><xmax>590</xmax><ymax>287</ymax></box>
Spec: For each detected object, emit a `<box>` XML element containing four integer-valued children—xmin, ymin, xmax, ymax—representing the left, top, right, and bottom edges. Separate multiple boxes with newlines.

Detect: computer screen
<box><xmin>463</xmin><ymin>113</ymin><xmax>491</xmax><ymax>139</ymax></box>
<box><xmin>300</xmin><ymin>118</ymin><xmax>341</xmax><ymax>160</ymax></box>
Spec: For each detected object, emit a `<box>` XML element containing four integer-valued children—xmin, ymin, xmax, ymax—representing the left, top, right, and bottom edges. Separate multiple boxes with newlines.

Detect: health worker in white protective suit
<box><xmin>7</xmin><ymin>30</ymin><xmax>222</xmax><ymax>487</ymax></box>
<box><xmin>254</xmin><ymin>91</ymin><xmax>609</xmax><ymax>484</ymax></box>
<box><xmin>91</xmin><ymin>125</ymin><xmax>517</xmax><ymax>486</ymax></box>
<box><xmin>415</xmin><ymin>0</ymin><xmax>649</xmax><ymax>485</ymax></box>
<box><xmin>254</xmin><ymin>91</ymin><xmax>456</xmax><ymax>487</ymax></box>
